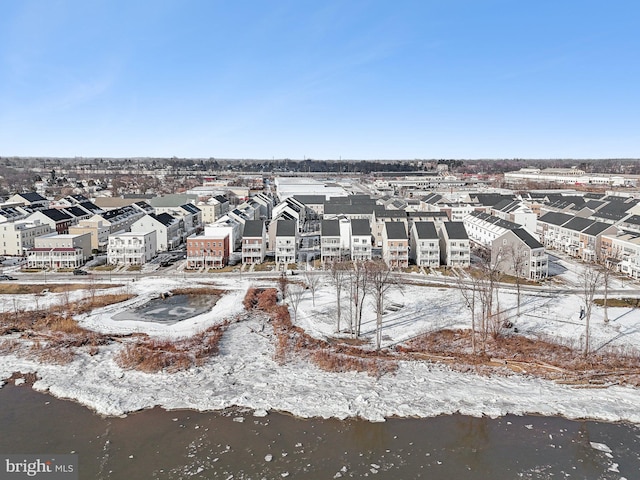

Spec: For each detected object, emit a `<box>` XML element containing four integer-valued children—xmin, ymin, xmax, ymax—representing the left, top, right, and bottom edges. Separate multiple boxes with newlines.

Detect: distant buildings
<box><xmin>504</xmin><ymin>167</ymin><xmax>637</xmax><ymax>187</ymax></box>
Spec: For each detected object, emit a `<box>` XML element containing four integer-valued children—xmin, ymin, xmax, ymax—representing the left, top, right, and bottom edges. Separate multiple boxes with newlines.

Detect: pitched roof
<box><xmin>243</xmin><ymin>220</ymin><xmax>264</xmax><ymax>237</ymax></box>
<box><xmin>18</xmin><ymin>192</ymin><xmax>47</xmax><ymax>203</ymax></box>
<box><xmin>64</xmin><ymin>206</ymin><xmax>89</xmax><ymax>218</ymax></box>
<box><xmin>70</xmin><ymin>194</ymin><xmax>89</xmax><ymax>202</ymax></box>
<box><xmin>293</xmin><ymin>195</ymin><xmax>327</xmax><ymax>205</ymax></box>
<box><xmin>468</xmin><ymin>210</ymin><xmax>519</xmax><ymax>229</ymax></box>
<box><xmin>385</xmin><ymin>222</ymin><xmax>407</xmax><ymax>240</ymax></box>
<box><xmin>408</xmin><ymin>210</ymin><xmax>448</xmax><ymax>219</ymax></box>
<box><xmin>276</xmin><ymin>219</ymin><xmax>297</xmax><ymax>237</ymax></box>
<box><xmin>375</xmin><ymin>208</ymin><xmax>407</xmax><ymax>219</ymax></box>
<box><xmin>493</xmin><ymin>199</ymin><xmax>522</xmax><ymax>213</ymax></box>
<box><xmin>421</xmin><ymin>193</ymin><xmax>443</xmax><ymax>204</ymax></box>
<box><xmin>443</xmin><ymin>222</ymin><xmax>468</xmax><ymax>240</ymax></box>
<box><xmin>350</xmin><ymin>219</ymin><xmax>371</xmax><ymax>236</ymax></box>
<box><xmin>39</xmin><ymin>208</ymin><xmax>72</xmax><ymax>222</ymax></box>
<box><xmin>591</xmin><ymin>198</ymin><xmax>638</xmax><ymax>221</ymax></box>
<box><xmin>538</xmin><ymin>211</ymin><xmax>573</xmax><ymax>226</ymax></box>
<box><xmin>324</xmin><ymin>203</ymin><xmax>376</xmax><ymax>215</ymax></box>
<box><xmin>584</xmin><ymin>200</ymin><xmax>605</xmax><ymax>210</ymax></box>
<box><xmin>510</xmin><ymin>228</ymin><xmax>543</xmax><ymax>249</ymax></box>
<box><xmin>413</xmin><ymin>221</ymin><xmax>438</xmax><ymax>239</ymax></box>
<box><xmin>583</xmin><ymin>221</ymin><xmax>615</xmax><ymax>236</ymax></box>
<box><xmin>152</xmin><ymin>212</ymin><xmax>177</xmax><ymax>227</ymax></box>
<box><xmin>562</xmin><ymin>216</ymin><xmax>595</xmax><ymax>232</ymax></box>
<box><xmin>78</xmin><ymin>201</ymin><xmax>102</xmax><ymax>214</ymax></box>
<box><xmin>622</xmin><ymin>215</ymin><xmax>640</xmax><ymax>226</ymax></box>
<box><xmin>180</xmin><ymin>203</ymin><xmax>201</xmax><ymax>214</ymax></box>
<box><xmin>473</xmin><ymin>193</ymin><xmax>515</xmax><ymax>207</ymax></box>
<box><xmin>148</xmin><ymin>194</ymin><xmax>198</xmax><ymax>208</ymax></box>
<box><xmin>321</xmin><ymin>219</ymin><xmax>340</xmax><ymax>237</ymax></box>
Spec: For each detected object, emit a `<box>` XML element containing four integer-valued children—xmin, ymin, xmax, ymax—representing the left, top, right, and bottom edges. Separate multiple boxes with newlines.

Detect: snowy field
<box><xmin>2</xmin><ymin>256</ymin><xmax>640</xmax><ymax>423</ymax></box>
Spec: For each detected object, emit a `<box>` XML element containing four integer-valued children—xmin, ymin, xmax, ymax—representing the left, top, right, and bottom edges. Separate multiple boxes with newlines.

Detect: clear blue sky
<box><xmin>1</xmin><ymin>0</ymin><xmax>639</xmax><ymax>160</ymax></box>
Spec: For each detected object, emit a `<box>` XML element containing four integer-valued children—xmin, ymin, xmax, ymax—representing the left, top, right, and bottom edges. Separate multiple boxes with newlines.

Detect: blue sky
<box><xmin>1</xmin><ymin>0</ymin><xmax>639</xmax><ymax>159</ymax></box>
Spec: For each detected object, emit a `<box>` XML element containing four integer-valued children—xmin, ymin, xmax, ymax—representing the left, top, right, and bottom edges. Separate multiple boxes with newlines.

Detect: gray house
<box><xmin>492</xmin><ymin>228</ymin><xmax>548</xmax><ymax>280</ymax></box>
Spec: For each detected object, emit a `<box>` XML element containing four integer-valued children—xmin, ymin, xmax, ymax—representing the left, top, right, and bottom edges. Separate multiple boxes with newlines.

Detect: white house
<box><xmin>107</xmin><ymin>231</ymin><xmax>157</xmax><ymax>266</ymax></box>
<box><xmin>131</xmin><ymin>213</ymin><xmax>182</xmax><ymax>252</ymax></box>
<box><xmin>409</xmin><ymin>221</ymin><xmax>440</xmax><ymax>268</ymax></box>
<box><xmin>350</xmin><ymin>219</ymin><xmax>372</xmax><ymax>262</ymax></box>
<box><xmin>439</xmin><ymin>222</ymin><xmax>470</xmax><ymax>267</ymax></box>
<box><xmin>0</xmin><ymin>220</ymin><xmax>52</xmax><ymax>256</ymax></box>
<box><xmin>274</xmin><ymin>220</ymin><xmax>297</xmax><ymax>267</ymax></box>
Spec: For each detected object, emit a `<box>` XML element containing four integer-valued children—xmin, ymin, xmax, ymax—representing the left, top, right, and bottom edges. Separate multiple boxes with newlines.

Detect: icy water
<box><xmin>112</xmin><ymin>294</ymin><xmax>220</xmax><ymax>325</ymax></box>
<box><xmin>1</xmin><ymin>385</ymin><xmax>639</xmax><ymax>479</ymax></box>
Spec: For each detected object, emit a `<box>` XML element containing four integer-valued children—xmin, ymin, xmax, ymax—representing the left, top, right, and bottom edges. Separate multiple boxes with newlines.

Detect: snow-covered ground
<box><xmin>2</xmin><ymin>259</ymin><xmax>640</xmax><ymax>423</ymax></box>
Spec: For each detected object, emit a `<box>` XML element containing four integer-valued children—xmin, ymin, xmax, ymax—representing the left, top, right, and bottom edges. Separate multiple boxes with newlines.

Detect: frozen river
<box><xmin>1</xmin><ymin>384</ymin><xmax>638</xmax><ymax>479</ymax></box>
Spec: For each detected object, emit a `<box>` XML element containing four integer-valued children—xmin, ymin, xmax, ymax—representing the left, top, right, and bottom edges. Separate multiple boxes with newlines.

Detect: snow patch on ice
<box><xmin>0</xmin><ymin>273</ymin><xmax>640</xmax><ymax>424</ymax></box>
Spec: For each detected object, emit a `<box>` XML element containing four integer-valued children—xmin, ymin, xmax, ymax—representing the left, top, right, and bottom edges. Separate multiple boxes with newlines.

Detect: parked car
<box><xmin>73</xmin><ymin>269</ymin><xmax>90</xmax><ymax>275</ymax></box>
<box><xmin>0</xmin><ymin>274</ymin><xmax>17</xmax><ymax>280</ymax></box>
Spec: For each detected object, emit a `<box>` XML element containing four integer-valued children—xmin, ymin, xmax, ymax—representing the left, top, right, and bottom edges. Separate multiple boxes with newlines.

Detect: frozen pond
<box><xmin>112</xmin><ymin>294</ymin><xmax>220</xmax><ymax>325</ymax></box>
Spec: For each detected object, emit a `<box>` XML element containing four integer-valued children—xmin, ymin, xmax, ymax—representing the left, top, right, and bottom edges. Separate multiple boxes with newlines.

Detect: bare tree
<box><xmin>599</xmin><ymin>248</ymin><xmax>621</xmax><ymax>324</ymax></box>
<box><xmin>287</xmin><ymin>284</ymin><xmax>306</xmax><ymax>323</ymax></box>
<box><xmin>303</xmin><ymin>271</ymin><xmax>322</xmax><ymax>307</ymax></box>
<box><xmin>328</xmin><ymin>260</ymin><xmax>349</xmax><ymax>333</ymax></box>
<box><xmin>456</xmin><ymin>273</ymin><xmax>478</xmax><ymax>355</ymax></box>
<box><xmin>88</xmin><ymin>275</ymin><xmax>98</xmax><ymax>306</ymax></box>
<box><xmin>348</xmin><ymin>260</ymin><xmax>369</xmax><ymax>337</ymax></box>
<box><xmin>366</xmin><ymin>260</ymin><xmax>396</xmax><ymax>350</ymax></box>
<box><xmin>581</xmin><ymin>263</ymin><xmax>602</xmax><ymax>356</ymax></box>
<box><xmin>476</xmin><ymin>247</ymin><xmax>505</xmax><ymax>346</ymax></box>
<box><xmin>506</xmin><ymin>243</ymin><xmax>528</xmax><ymax>317</ymax></box>
<box><xmin>277</xmin><ymin>271</ymin><xmax>289</xmax><ymax>302</ymax></box>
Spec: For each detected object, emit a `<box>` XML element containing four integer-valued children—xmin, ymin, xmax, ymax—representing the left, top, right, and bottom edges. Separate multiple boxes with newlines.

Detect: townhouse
<box><xmin>492</xmin><ymin>228</ymin><xmax>548</xmax><ymax>280</ymax></box>
<box><xmin>439</xmin><ymin>222</ymin><xmax>470</xmax><ymax>267</ymax></box>
<box><xmin>409</xmin><ymin>221</ymin><xmax>440</xmax><ymax>268</ymax></box>
<box><xmin>27</xmin><ymin>232</ymin><xmax>92</xmax><ymax>269</ymax></box>
<box><xmin>382</xmin><ymin>222</ymin><xmax>408</xmax><ymax>269</ymax></box>
<box><xmin>241</xmin><ymin>220</ymin><xmax>266</xmax><ymax>265</ymax></box>
<box><xmin>107</xmin><ymin>231</ymin><xmax>157</xmax><ymax>266</ymax></box>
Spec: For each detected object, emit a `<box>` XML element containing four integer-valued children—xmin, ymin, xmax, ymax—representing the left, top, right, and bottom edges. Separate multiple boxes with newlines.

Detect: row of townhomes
<box><xmin>3</xmin><ymin>176</ymin><xmax>640</xmax><ymax>279</ymax></box>
<box><xmin>0</xmin><ymin>191</ymin><xmax>206</xmax><ymax>268</ymax></box>
<box><xmin>184</xmin><ymin>183</ymin><xmax>473</xmax><ymax>270</ymax></box>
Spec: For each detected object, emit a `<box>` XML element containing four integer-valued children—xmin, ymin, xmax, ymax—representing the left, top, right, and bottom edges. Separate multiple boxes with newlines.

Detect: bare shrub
<box><xmin>311</xmin><ymin>350</ymin><xmax>398</xmax><ymax>376</ymax></box>
<box><xmin>398</xmin><ymin>328</ymin><xmax>640</xmax><ymax>385</ymax></box>
<box><xmin>243</xmin><ymin>287</ymin><xmax>260</xmax><ymax>310</ymax></box>
<box><xmin>256</xmin><ymin>289</ymin><xmax>278</xmax><ymax>311</ymax></box>
<box><xmin>171</xmin><ymin>287</ymin><xmax>225</xmax><ymax>296</ymax></box>
<box><xmin>116</xmin><ymin>321</ymin><xmax>230</xmax><ymax>373</ymax></box>
<box><xmin>29</xmin><ymin>341</ymin><xmax>75</xmax><ymax>365</ymax></box>
<box><xmin>0</xmin><ymin>339</ymin><xmax>21</xmax><ymax>354</ymax></box>
<box><xmin>265</xmin><ymin>295</ymin><xmax>398</xmax><ymax>374</ymax></box>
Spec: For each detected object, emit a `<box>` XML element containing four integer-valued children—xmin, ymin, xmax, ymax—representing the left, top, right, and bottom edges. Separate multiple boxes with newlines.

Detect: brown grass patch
<box><xmin>398</xmin><ymin>328</ymin><xmax>640</xmax><ymax>386</ymax></box>
<box><xmin>244</xmin><ymin>287</ymin><xmax>398</xmax><ymax>376</ymax></box>
<box><xmin>595</xmin><ymin>298</ymin><xmax>640</xmax><ymax>308</ymax></box>
<box><xmin>170</xmin><ymin>287</ymin><xmax>226</xmax><ymax>296</ymax></box>
<box><xmin>0</xmin><ymin>284</ymin><xmax>121</xmax><ymax>295</ymax></box>
<box><xmin>0</xmin><ymin>293</ymin><xmax>134</xmax><ymax>364</ymax></box>
<box><xmin>115</xmin><ymin>321</ymin><xmax>231</xmax><ymax>373</ymax></box>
